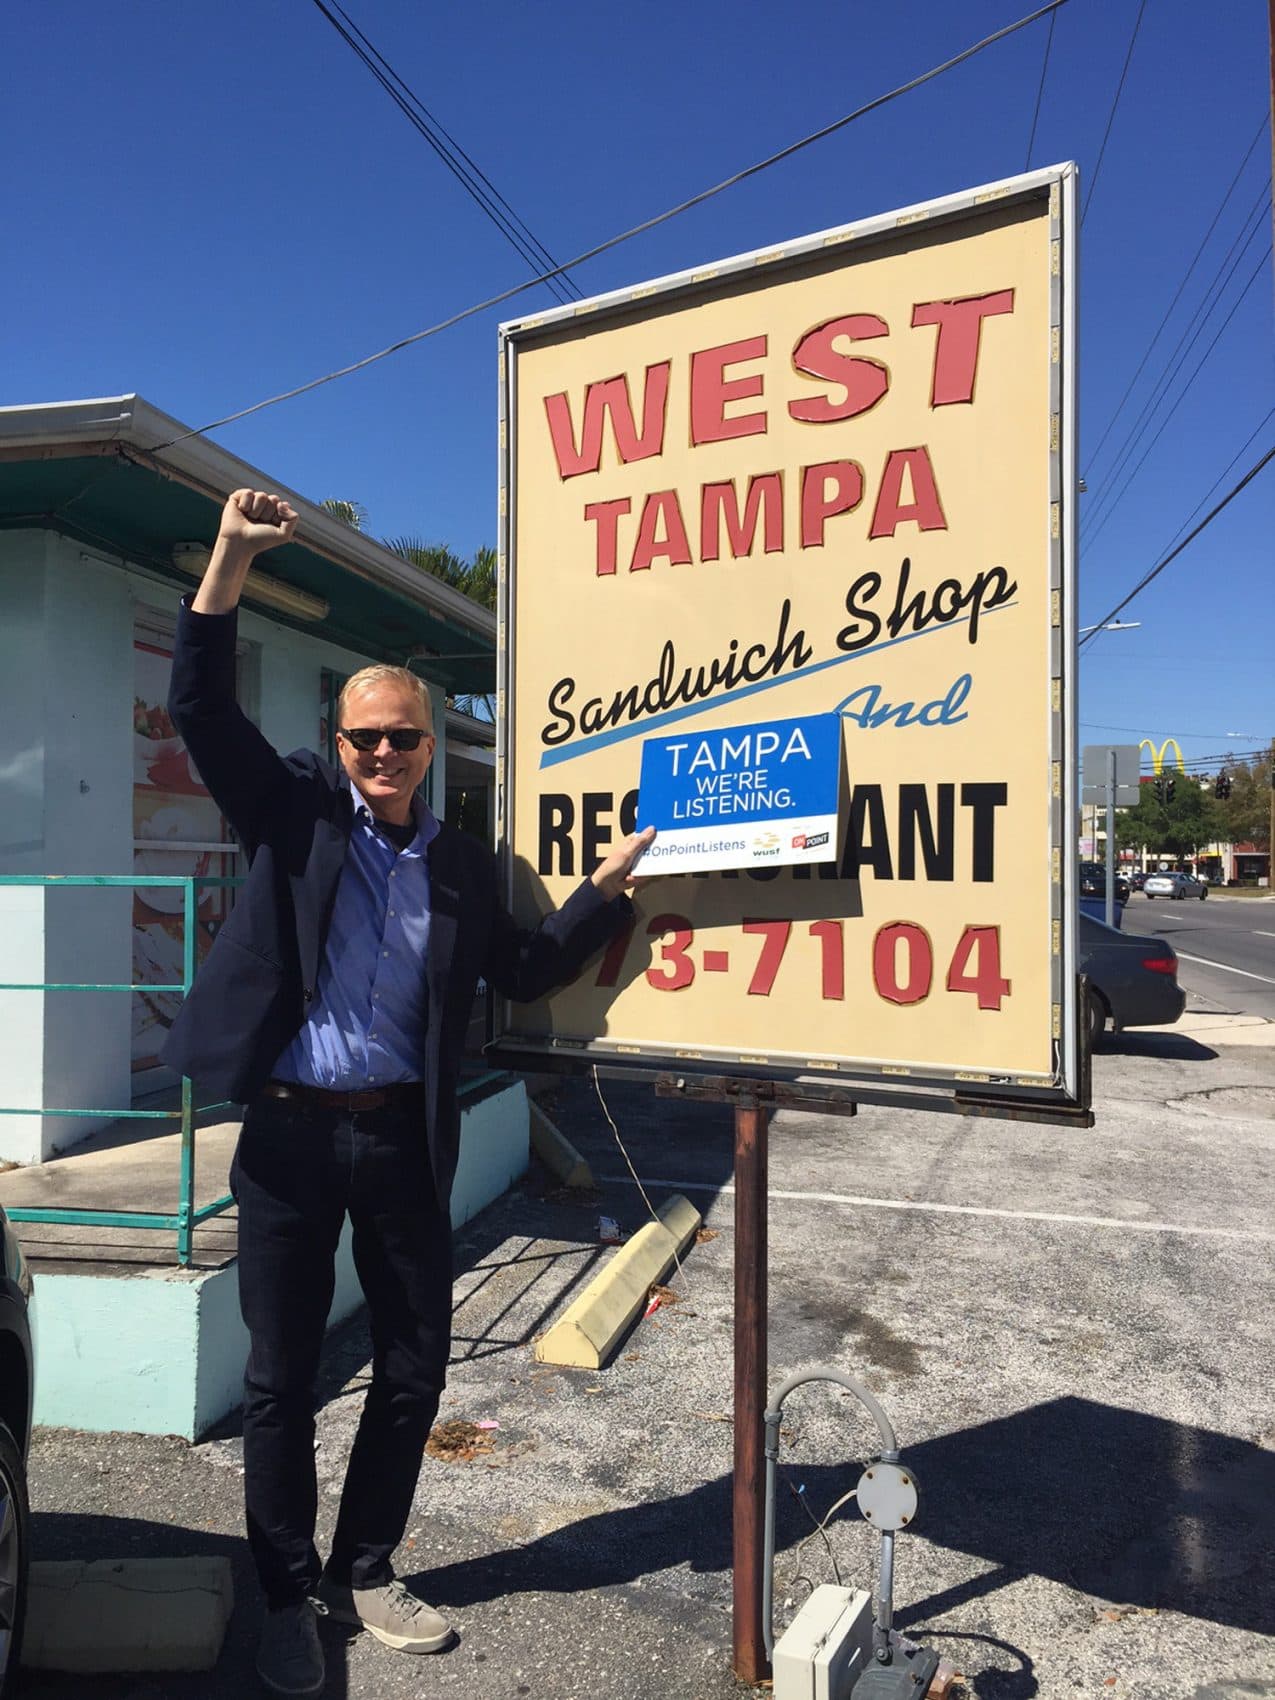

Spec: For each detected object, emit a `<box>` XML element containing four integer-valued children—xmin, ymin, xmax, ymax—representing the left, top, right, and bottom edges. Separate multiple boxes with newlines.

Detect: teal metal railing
<box><xmin>0</xmin><ymin>874</ymin><xmax>242</xmax><ymax>1266</ymax></box>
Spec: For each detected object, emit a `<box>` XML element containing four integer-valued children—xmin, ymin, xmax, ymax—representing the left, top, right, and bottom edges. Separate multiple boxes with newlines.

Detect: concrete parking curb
<box><xmin>24</xmin><ymin>1556</ymin><xmax>234</xmax><ymax>1673</ymax></box>
<box><xmin>529</xmin><ymin>1100</ymin><xmax>595</xmax><ymax>1189</ymax></box>
<box><xmin>534</xmin><ymin>1193</ymin><xmax>702</xmax><ymax>1369</ymax></box>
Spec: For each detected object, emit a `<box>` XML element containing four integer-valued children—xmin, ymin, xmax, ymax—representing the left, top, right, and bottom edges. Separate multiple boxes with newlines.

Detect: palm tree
<box><xmin>322</xmin><ymin>499</ymin><xmax>368</xmax><ymax>531</ymax></box>
<box><xmin>321</xmin><ymin>507</ymin><xmax>498</xmax><ymax>719</ymax></box>
<box><xmin>382</xmin><ymin>537</ymin><xmax>497</xmax><ymax>719</ymax></box>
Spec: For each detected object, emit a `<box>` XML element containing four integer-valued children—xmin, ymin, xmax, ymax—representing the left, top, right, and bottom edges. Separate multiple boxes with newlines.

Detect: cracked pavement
<box><xmin>22</xmin><ymin>1024</ymin><xmax>1275</xmax><ymax>1700</ymax></box>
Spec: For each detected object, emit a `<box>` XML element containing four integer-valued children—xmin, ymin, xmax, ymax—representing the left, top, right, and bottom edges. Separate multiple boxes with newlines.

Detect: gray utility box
<box><xmin>773</xmin><ymin>1585</ymin><xmax>874</xmax><ymax>1700</ymax></box>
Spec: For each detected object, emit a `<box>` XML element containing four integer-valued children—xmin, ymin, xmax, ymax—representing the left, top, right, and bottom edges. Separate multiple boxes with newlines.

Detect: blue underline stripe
<box><xmin>537</xmin><ymin>601</ymin><xmax>1018</xmax><ymax>769</ymax></box>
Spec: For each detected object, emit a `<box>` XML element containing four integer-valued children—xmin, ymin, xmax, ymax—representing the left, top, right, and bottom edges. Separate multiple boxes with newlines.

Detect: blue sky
<box><xmin>7</xmin><ymin>0</ymin><xmax>1271</xmax><ymax>770</ymax></box>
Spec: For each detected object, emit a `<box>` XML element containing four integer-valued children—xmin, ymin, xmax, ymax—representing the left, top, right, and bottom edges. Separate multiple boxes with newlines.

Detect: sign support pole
<box><xmin>733</xmin><ymin>1093</ymin><xmax>770</xmax><ymax>1684</ymax></box>
<box><xmin>1105</xmin><ymin>746</ymin><xmax>1117</xmax><ymax>928</ymax></box>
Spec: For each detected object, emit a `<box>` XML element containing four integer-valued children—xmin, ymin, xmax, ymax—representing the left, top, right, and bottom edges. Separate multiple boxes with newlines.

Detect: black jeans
<box><xmin>231</xmin><ymin>1094</ymin><xmax>452</xmax><ymax>1607</ymax></box>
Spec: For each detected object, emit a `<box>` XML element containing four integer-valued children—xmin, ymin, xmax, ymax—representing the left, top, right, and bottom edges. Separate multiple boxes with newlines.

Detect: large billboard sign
<box><xmin>496</xmin><ymin>167</ymin><xmax>1081</xmax><ymax>1109</ymax></box>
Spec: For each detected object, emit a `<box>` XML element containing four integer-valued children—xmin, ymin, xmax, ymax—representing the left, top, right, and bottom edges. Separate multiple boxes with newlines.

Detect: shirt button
<box><xmin>383</xmin><ymin>950</ymin><xmax>389</xmax><ymax>958</ymax></box>
<box><xmin>389</xmin><ymin>908</ymin><xmax>396</xmax><ymax>917</ymax></box>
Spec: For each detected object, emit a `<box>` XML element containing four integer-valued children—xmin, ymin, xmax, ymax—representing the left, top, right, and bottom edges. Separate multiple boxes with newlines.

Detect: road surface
<box><xmin>1121</xmin><ymin>892</ymin><xmax>1275</xmax><ymax>1021</ymax></box>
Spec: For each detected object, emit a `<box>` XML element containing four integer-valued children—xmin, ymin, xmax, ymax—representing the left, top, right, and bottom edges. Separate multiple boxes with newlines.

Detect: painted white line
<box><xmin>1174</xmin><ymin>951</ymin><xmax>1275</xmax><ymax>986</ymax></box>
<box><xmin>599</xmin><ymin>1175</ymin><xmax>1275</xmax><ymax>1243</ymax></box>
<box><xmin>1254</xmin><ymin>930</ymin><xmax>1275</xmax><ymax>939</ymax></box>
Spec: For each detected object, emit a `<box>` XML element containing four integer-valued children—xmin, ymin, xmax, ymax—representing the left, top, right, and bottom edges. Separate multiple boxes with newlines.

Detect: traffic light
<box><xmin>1165</xmin><ymin>776</ymin><xmax>1175</xmax><ymax>803</ymax></box>
<box><xmin>1215</xmin><ymin>772</ymin><xmax>1232</xmax><ymax>799</ymax></box>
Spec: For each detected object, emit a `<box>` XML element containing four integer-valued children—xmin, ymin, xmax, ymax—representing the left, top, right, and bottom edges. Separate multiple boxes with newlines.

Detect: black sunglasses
<box><xmin>339</xmin><ymin>726</ymin><xmax>431</xmax><ymax>753</ymax></box>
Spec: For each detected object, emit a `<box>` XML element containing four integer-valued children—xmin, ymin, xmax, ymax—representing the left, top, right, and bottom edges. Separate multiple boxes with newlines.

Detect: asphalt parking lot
<box><xmin>23</xmin><ymin>1022</ymin><xmax>1275</xmax><ymax>1700</ymax></box>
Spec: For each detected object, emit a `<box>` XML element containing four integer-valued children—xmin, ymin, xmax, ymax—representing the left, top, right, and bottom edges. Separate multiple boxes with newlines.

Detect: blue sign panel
<box><xmin>637</xmin><ymin>712</ymin><xmax>842</xmax><ymax>874</ymax></box>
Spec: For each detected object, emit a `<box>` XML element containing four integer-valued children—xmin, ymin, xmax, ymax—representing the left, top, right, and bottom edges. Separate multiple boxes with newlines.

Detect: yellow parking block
<box><xmin>535</xmin><ymin>1194</ymin><xmax>702</xmax><ymax>1369</ymax></box>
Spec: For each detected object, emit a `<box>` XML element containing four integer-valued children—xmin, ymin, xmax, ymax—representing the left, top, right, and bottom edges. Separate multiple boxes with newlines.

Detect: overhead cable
<box><xmin>309</xmin><ymin>0</ymin><xmax>579</xmax><ymax>305</ymax></box>
<box><xmin>1078</xmin><ymin>445</ymin><xmax>1275</xmax><ymax>646</ymax></box>
<box><xmin>151</xmin><ymin>0</ymin><xmax>1069</xmax><ymax>450</ymax></box>
<box><xmin>1079</xmin><ymin>726</ymin><xmax>1267</xmax><ymax>755</ymax></box>
<box><xmin>1150</xmin><ymin>403</ymin><xmax>1275</xmax><ymax>562</ymax></box>
<box><xmin>1083</xmin><ymin>116</ymin><xmax>1267</xmax><ymax>473</ymax></box>
<box><xmin>1023</xmin><ymin>5</ymin><xmax>1057</xmax><ymax>170</ymax></box>
<box><xmin>1080</xmin><ymin>0</ymin><xmax>1147</xmax><ymax>225</ymax></box>
<box><xmin>1082</xmin><ymin>237</ymin><xmax>1271</xmax><ymax>552</ymax></box>
<box><xmin>1082</xmin><ymin>183</ymin><xmax>1271</xmax><ymax>532</ymax></box>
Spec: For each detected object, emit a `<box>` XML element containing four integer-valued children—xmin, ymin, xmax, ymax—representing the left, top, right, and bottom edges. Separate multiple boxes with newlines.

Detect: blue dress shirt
<box><xmin>273</xmin><ymin>787</ymin><xmax>439</xmax><ymax>1088</ymax></box>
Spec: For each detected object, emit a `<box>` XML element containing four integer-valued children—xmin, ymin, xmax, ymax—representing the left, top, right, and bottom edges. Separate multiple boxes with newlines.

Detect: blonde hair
<box><xmin>338</xmin><ymin>665</ymin><xmax>434</xmax><ymax>732</ymax></box>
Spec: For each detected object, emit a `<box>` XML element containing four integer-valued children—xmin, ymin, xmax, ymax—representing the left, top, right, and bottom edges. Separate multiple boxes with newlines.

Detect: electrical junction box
<box><xmin>773</xmin><ymin>1585</ymin><xmax>874</xmax><ymax>1700</ymax></box>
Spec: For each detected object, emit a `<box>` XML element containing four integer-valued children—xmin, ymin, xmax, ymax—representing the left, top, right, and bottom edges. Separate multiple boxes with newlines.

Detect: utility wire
<box><xmin>151</xmin><ymin>0</ymin><xmax>1070</xmax><ymax>451</ymax></box>
<box><xmin>1079</xmin><ymin>726</ymin><xmax>1267</xmax><ymax>755</ymax></box>
<box><xmin>1084</xmin><ymin>116</ymin><xmax>1267</xmax><ymax>473</ymax></box>
<box><xmin>1080</xmin><ymin>0</ymin><xmax>1147</xmax><ymax>226</ymax></box>
<box><xmin>1078</xmin><ymin>445</ymin><xmax>1275</xmax><ymax>646</ymax></box>
<box><xmin>324</xmin><ymin>0</ymin><xmax>576</xmax><ymax>296</ymax></box>
<box><xmin>1151</xmin><ymin>403</ymin><xmax>1275</xmax><ymax>562</ymax></box>
<box><xmin>309</xmin><ymin>0</ymin><xmax>579</xmax><ymax>306</ymax></box>
<box><xmin>1081</xmin><ymin>190</ymin><xmax>1271</xmax><ymax>537</ymax></box>
<box><xmin>1023</xmin><ymin>5</ymin><xmax>1057</xmax><ymax>170</ymax></box>
<box><xmin>1082</xmin><ymin>237</ymin><xmax>1271</xmax><ymax>552</ymax></box>
<box><xmin>1082</xmin><ymin>181</ymin><xmax>1271</xmax><ymax>529</ymax></box>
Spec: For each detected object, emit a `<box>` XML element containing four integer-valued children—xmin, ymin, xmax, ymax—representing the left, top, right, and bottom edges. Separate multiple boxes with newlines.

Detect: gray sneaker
<box><xmin>256</xmin><ymin>1600</ymin><xmax>324</xmax><ymax>1696</ymax></box>
<box><xmin>316</xmin><ymin>1575</ymin><xmax>452</xmax><ymax>1652</ymax></box>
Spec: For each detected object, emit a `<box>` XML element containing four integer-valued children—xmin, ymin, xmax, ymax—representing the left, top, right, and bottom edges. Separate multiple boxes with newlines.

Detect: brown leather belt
<box><xmin>261</xmin><ymin>1080</ymin><xmax>425</xmax><ymax>1113</ymax></box>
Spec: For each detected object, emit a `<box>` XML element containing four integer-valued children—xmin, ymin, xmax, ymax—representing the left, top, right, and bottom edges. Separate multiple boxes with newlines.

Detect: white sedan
<box><xmin>1143</xmin><ymin>871</ymin><xmax>1208</xmax><ymax>901</ymax></box>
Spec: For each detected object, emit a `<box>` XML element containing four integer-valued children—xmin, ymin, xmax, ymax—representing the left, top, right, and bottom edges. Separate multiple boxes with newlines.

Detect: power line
<box><xmin>151</xmin><ymin>0</ymin><xmax>1070</xmax><ymax>451</ymax></box>
<box><xmin>1078</xmin><ymin>444</ymin><xmax>1275</xmax><ymax>646</ymax></box>
<box><xmin>309</xmin><ymin>0</ymin><xmax>579</xmax><ymax>306</ymax></box>
<box><xmin>1081</xmin><ymin>196</ymin><xmax>1271</xmax><ymax>547</ymax></box>
<box><xmin>1082</xmin><ymin>180</ymin><xmax>1270</xmax><ymax>530</ymax></box>
<box><xmin>326</xmin><ymin>0</ymin><xmax>574</xmax><ymax>290</ymax></box>
<box><xmin>1151</xmin><ymin>403</ymin><xmax>1275</xmax><ymax>561</ymax></box>
<box><xmin>1083</xmin><ymin>116</ymin><xmax>1267</xmax><ymax>473</ymax></box>
<box><xmin>1080</xmin><ymin>724</ymin><xmax>1267</xmax><ymax>753</ymax></box>
<box><xmin>1081</xmin><ymin>237</ymin><xmax>1271</xmax><ymax>552</ymax></box>
<box><xmin>1023</xmin><ymin>5</ymin><xmax>1057</xmax><ymax>170</ymax></box>
<box><xmin>1080</xmin><ymin>0</ymin><xmax>1147</xmax><ymax>225</ymax></box>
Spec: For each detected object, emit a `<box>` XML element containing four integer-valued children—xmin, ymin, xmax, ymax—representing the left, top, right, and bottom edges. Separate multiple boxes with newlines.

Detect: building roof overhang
<box><xmin>0</xmin><ymin>396</ymin><xmax>496</xmax><ymax>695</ymax></box>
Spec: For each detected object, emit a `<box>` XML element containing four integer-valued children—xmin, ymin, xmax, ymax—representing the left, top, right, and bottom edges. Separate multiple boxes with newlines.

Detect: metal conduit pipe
<box><xmin>761</xmin><ymin>1366</ymin><xmax>900</xmax><ymax>1660</ymax></box>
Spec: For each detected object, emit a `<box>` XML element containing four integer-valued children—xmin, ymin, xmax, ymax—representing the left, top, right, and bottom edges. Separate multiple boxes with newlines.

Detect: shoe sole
<box><xmin>255</xmin><ymin>1660</ymin><xmax>324</xmax><ymax>1698</ymax></box>
<box><xmin>321</xmin><ymin>1602</ymin><xmax>452</xmax><ymax>1654</ymax></box>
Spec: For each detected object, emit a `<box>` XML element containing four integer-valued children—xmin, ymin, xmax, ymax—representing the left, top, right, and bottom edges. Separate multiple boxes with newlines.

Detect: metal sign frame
<box><xmin>494</xmin><ymin>164</ymin><xmax>1083</xmax><ymax>1119</ymax></box>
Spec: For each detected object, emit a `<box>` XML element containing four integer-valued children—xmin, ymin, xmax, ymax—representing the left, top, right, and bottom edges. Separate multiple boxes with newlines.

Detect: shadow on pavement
<box><xmin>22</xmin><ymin>1395</ymin><xmax>1271</xmax><ymax>1694</ymax></box>
<box><xmin>1099</xmin><ymin>1032</ymin><xmax>1219</xmax><ymax>1061</ymax></box>
<box><xmin>412</xmin><ymin>1395</ymin><xmax>1272</xmax><ymax>1640</ymax></box>
<box><xmin>20</xmin><ymin>1515</ymin><xmax>367</xmax><ymax>1700</ymax></box>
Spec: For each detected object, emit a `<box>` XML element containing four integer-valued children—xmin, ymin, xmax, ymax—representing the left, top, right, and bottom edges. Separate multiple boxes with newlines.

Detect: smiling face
<box><xmin>335</xmin><ymin>679</ymin><xmax>436</xmax><ymax>825</ymax></box>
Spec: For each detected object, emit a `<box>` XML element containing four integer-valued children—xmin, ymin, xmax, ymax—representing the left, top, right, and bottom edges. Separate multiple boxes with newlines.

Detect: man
<box><xmin>162</xmin><ymin>489</ymin><xmax>653</xmax><ymax>1697</ymax></box>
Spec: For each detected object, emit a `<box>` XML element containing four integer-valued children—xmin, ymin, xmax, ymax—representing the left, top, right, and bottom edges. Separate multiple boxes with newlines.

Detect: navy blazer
<box><xmin>160</xmin><ymin>603</ymin><xmax>629</xmax><ymax>1206</ymax></box>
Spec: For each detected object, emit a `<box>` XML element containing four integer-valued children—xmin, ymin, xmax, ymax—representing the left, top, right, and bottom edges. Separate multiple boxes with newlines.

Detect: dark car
<box><xmin>1130</xmin><ymin>869</ymin><xmax>1148</xmax><ymax>892</ymax></box>
<box><xmin>1079</xmin><ymin>861</ymin><xmax>1131</xmax><ymax>904</ymax></box>
<box><xmin>0</xmin><ymin>1205</ymin><xmax>33</xmax><ymax>1697</ymax></box>
<box><xmin>1079</xmin><ymin>912</ymin><xmax>1185</xmax><ymax>1045</ymax></box>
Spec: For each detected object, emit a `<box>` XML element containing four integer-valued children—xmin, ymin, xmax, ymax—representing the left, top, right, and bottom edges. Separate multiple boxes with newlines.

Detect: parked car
<box><xmin>1130</xmin><ymin>869</ymin><xmax>1148</xmax><ymax>892</ymax></box>
<box><xmin>1143</xmin><ymin>871</ymin><xmax>1208</xmax><ymax>901</ymax></box>
<box><xmin>1079</xmin><ymin>862</ymin><xmax>1130</xmax><ymax>904</ymax></box>
<box><xmin>1079</xmin><ymin>912</ymin><xmax>1184</xmax><ymax>1044</ymax></box>
<box><xmin>0</xmin><ymin>1204</ymin><xmax>33</xmax><ymax>1698</ymax></box>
